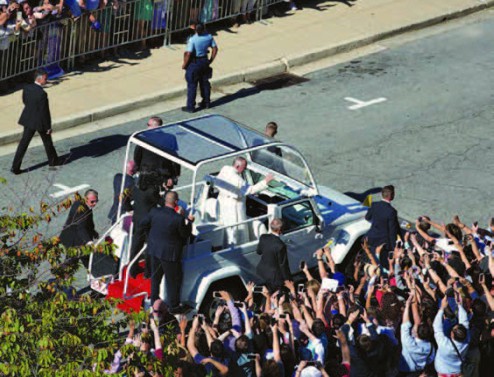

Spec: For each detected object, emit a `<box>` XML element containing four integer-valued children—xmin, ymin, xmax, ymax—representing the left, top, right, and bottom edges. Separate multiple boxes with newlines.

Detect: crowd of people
<box><xmin>99</xmin><ymin>207</ymin><xmax>494</xmax><ymax>376</ymax></box>
<box><xmin>0</xmin><ymin>0</ymin><xmax>301</xmax><ymax>86</ymax></box>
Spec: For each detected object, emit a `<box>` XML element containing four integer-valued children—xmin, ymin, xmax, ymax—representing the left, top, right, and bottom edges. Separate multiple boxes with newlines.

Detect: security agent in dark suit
<box><xmin>60</xmin><ymin>189</ymin><xmax>99</xmax><ymax>248</ymax></box>
<box><xmin>256</xmin><ymin>218</ymin><xmax>292</xmax><ymax>293</ymax></box>
<box><xmin>365</xmin><ymin>185</ymin><xmax>402</xmax><ymax>269</ymax></box>
<box><xmin>128</xmin><ymin>170</ymin><xmax>163</xmax><ymax>278</ymax></box>
<box><xmin>134</xmin><ymin>116</ymin><xmax>181</xmax><ymax>185</ymax></box>
<box><xmin>11</xmin><ymin>69</ymin><xmax>59</xmax><ymax>175</ymax></box>
<box><xmin>141</xmin><ymin>191</ymin><xmax>194</xmax><ymax>313</ymax></box>
<box><xmin>108</xmin><ymin>160</ymin><xmax>136</xmax><ymax>224</ymax></box>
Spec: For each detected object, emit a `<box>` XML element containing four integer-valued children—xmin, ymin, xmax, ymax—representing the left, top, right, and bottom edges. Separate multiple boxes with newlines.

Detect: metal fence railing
<box><xmin>0</xmin><ymin>0</ymin><xmax>288</xmax><ymax>83</ymax></box>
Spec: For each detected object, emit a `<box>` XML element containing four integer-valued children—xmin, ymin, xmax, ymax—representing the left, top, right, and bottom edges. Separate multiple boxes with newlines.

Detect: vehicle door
<box><xmin>279</xmin><ymin>199</ymin><xmax>323</xmax><ymax>274</ymax></box>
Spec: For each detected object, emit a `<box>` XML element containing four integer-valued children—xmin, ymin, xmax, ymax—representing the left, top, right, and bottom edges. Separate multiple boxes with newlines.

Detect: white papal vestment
<box><xmin>216</xmin><ymin>165</ymin><xmax>268</xmax><ymax>245</ymax></box>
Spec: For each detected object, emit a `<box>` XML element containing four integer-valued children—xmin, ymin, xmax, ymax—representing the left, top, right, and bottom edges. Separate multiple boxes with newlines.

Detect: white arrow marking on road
<box><xmin>344</xmin><ymin>96</ymin><xmax>387</xmax><ymax>110</ymax></box>
<box><xmin>50</xmin><ymin>183</ymin><xmax>90</xmax><ymax>199</ymax></box>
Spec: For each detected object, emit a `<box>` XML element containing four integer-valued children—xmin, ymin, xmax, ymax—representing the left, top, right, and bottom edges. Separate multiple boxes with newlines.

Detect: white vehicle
<box><xmin>88</xmin><ymin>114</ymin><xmax>371</xmax><ymax>315</ymax></box>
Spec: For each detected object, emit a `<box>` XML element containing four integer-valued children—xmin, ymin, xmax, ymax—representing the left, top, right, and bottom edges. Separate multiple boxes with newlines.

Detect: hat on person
<box><xmin>332</xmin><ymin>271</ymin><xmax>346</xmax><ymax>286</ymax></box>
<box><xmin>364</xmin><ymin>263</ymin><xmax>381</xmax><ymax>278</ymax></box>
<box><xmin>0</xmin><ymin>0</ymin><xmax>8</xmax><ymax>6</ymax></box>
<box><xmin>300</xmin><ymin>366</ymin><xmax>323</xmax><ymax>377</ymax></box>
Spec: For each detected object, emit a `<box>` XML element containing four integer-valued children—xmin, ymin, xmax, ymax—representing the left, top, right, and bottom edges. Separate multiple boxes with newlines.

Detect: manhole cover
<box><xmin>250</xmin><ymin>73</ymin><xmax>309</xmax><ymax>90</ymax></box>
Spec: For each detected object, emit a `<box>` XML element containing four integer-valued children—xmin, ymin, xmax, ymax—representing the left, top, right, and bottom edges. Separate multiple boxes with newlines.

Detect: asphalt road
<box><xmin>2</xmin><ymin>11</ymin><xmax>494</xmax><ymax>273</ymax></box>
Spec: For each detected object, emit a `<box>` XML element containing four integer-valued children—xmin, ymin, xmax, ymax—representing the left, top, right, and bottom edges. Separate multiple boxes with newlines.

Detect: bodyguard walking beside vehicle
<box><xmin>182</xmin><ymin>23</ymin><xmax>218</xmax><ymax>113</ymax></box>
<box><xmin>11</xmin><ymin>69</ymin><xmax>59</xmax><ymax>175</ymax></box>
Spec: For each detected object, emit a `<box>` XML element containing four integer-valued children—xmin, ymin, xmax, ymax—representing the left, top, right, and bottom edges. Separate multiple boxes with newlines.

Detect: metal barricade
<box><xmin>0</xmin><ymin>0</ymin><xmax>172</xmax><ymax>82</ymax></box>
<box><xmin>0</xmin><ymin>18</ymin><xmax>73</xmax><ymax>81</ymax></box>
<box><xmin>0</xmin><ymin>0</ymin><xmax>292</xmax><ymax>83</ymax></box>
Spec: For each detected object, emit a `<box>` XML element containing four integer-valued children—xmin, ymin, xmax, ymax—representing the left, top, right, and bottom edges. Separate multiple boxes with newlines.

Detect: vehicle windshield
<box><xmin>249</xmin><ymin>145</ymin><xmax>314</xmax><ymax>189</ymax></box>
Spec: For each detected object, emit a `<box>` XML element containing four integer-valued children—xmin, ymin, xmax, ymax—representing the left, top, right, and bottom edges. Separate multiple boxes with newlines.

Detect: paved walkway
<box><xmin>0</xmin><ymin>0</ymin><xmax>492</xmax><ymax>146</ymax></box>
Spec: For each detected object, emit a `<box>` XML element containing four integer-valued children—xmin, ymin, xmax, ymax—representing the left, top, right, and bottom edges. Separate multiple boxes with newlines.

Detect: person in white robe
<box><xmin>216</xmin><ymin>157</ymin><xmax>274</xmax><ymax>245</ymax></box>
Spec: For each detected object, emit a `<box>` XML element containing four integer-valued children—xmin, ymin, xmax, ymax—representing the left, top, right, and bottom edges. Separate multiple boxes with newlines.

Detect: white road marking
<box><xmin>344</xmin><ymin>96</ymin><xmax>387</xmax><ymax>110</ymax></box>
<box><xmin>50</xmin><ymin>183</ymin><xmax>90</xmax><ymax>199</ymax></box>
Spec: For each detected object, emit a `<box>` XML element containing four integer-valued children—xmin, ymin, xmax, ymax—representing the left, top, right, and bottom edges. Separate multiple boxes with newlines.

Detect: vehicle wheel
<box><xmin>199</xmin><ymin>277</ymin><xmax>247</xmax><ymax>321</ymax></box>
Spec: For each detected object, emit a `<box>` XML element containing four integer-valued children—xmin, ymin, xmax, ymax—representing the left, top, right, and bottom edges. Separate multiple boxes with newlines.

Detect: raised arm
<box><xmin>336</xmin><ymin>329</ymin><xmax>351</xmax><ymax>365</ymax></box>
<box><xmin>301</xmin><ymin>262</ymin><xmax>314</xmax><ymax>282</ymax></box>
<box><xmin>415</xmin><ymin>218</ymin><xmax>436</xmax><ymax>244</ymax></box>
<box><xmin>424</xmin><ymin>217</ymin><xmax>446</xmax><ymax>234</ymax></box>
<box><xmin>479</xmin><ymin>274</ymin><xmax>494</xmax><ymax>311</ymax></box>
<box><xmin>220</xmin><ymin>291</ymin><xmax>241</xmax><ymax>333</ymax></box>
<box><xmin>271</xmin><ymin>324</ymin><xmax>281</xmax><ymax>362</ymax></box>
<box><xmin>187</xmin><ymin>316</ymin><xmax>200</xmax><ymax>358</ymax></box>
<box><xmin>200</xmin><ymin>358</ymin><xmax>229</xmax><ymax>376</ymax></box>
<box><xmin>362</xmin><ymin>238</ymin><xmax>379</xmax><ymax>267</ymax></box>
<box><xmin>425</xmin><ymin>254</ymin><xmax>447</xmax><ymax>295</ymax></box>
<box><xmin>315</xmin><ymin>248</ymin><xmax>329</xmax><ymax>279</ymax></box>
<box><xmin>453</xmin><ymin>215</ymin><xmax>473</xmax><ymax>235</ymax></box>
<box><xmin>240</xmin><ymin>302</ymin><xmax>252</xmax><ymax>337</ymax></box>
<box><xmin>411</xmin><ymin>292</ymin><xmax>421</xmax><ymax>332</ymax></box>
<box><xmin>245</xmin><ymin>282</ymin><xmax>255</xmax><ymax>310</ymax></box>
<box><xmin>433</xmin><ymin>297</ymin><xmax>449</xmax><ymax>348</ymax></box>
<box><xmin>323</xmin><ymin>246</ymin><xmax>336</xmax><ymax>274</ymax></box>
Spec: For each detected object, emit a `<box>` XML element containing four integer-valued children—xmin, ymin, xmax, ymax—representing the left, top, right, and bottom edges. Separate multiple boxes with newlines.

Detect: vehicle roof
<box><xmin>131</xmin><ymin>114</ymin><xmax>278</xmax><ymax>167</ymax></box>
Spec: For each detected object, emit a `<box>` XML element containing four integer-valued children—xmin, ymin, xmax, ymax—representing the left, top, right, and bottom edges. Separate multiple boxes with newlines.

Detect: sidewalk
<box><xmin>0</xmin><ymin>0</ymin><xmax>492</xmax><ymax>147</ymax></box>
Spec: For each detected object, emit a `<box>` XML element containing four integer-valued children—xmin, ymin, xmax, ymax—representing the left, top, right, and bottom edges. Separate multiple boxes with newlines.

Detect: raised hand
<box><xmin>219</xmin><ymin>290</ymin><xmax>232</xmax><ymax>302</ymax></box>
<box><xmin>246</xmin><ymin>281</ymin><xmax>255</xmax><ymax>295</ymax></box>
<box><xmin>441</xmin><ymin>295</ymin><xmax>449</xmax><ymax>310</ymax></box>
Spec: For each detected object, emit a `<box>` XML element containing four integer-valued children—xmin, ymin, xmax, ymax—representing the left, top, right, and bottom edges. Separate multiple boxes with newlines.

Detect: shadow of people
<box><xmin>207</xmin><ymin>73</ymin><xmax>308</xmax><ymax>109</ymax></box>
<box><xmin>208</xmin><ymin>87</ymin><xmax>261</xmax><ymax>108</ymax></box>
<box><xmin>298</xmin><ymin>0</ymin><xmax>355</xmax><ymax>11</ymax></box>
<box><xmin>59</xmin><ymin>134</ymin><xmax>130</xmax><ymax>165</ymax></box>
<box><xmin>20</xmin><ymin>133</ymin><xmax>130</xmax><ymax>172</ymax></box>
<box><xmin>332</xmin><ymin>0</ymin><xmax>357</xmax><ymax>7</ymax></box>
<box><xmin>343</xmin><ymin>187</ymin><xmax>381</xmax><ymax>203</ymax></box>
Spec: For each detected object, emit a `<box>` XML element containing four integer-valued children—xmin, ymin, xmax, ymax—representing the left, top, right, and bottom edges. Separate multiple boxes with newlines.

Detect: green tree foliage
<box><xmin>0</xmin><ymin>192</ymin><xmax>177</xmax><ymax>376</ymax></box>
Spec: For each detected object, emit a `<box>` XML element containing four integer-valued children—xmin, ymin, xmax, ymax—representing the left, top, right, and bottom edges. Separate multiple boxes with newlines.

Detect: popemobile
<box><xmin>87</xmin><ymin>114</ymin><xmax>401</xmax><ymax>318</ymax></box>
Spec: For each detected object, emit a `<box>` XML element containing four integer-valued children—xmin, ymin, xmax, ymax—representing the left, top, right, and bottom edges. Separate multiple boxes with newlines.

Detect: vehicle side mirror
<box><xmin>315</xmin><ymin>216</ymin><xmax>324</xmax><ymax>233</ymax></box>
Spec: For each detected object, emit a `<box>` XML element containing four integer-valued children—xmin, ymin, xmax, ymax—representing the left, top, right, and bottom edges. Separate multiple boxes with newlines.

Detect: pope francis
<box><xmin>216</xmin><ymin>157</ymin><xmax>274</xmax><ymax>245</ymax></box>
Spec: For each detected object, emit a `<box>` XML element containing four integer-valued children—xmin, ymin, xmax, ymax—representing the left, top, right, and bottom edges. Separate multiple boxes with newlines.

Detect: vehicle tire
<box><xmin>199</xmin><ymin>277</ymin><xmax>247</xmax><ymax>321</ymax></box>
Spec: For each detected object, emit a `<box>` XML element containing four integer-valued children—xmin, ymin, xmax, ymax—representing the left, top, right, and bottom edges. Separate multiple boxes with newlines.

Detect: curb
<box><xmin>1</xmin><ymin>1</ymin><xmax>493</xmax><ymax>147</ymax></box>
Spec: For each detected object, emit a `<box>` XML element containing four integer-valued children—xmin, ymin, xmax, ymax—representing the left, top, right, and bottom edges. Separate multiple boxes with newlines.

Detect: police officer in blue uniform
<box><xmin>182</xmin><ymin>23</ymin><xmax>218</xmax><ymax>113</ymax></box>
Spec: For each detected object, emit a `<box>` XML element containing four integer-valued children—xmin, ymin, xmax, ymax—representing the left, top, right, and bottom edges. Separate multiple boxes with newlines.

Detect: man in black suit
<box><xmin>365</xmin><ymin>185</ymin><xmax>402</xmax><ymax>269</ymax></box>
<box><xmin>128</xmin><ymin>170</ymin><xmax>163</xmax><ymax>278</ymax></box>
<box><xmin>11</xmin><ymin>69</ymin><xmax>59</xmax><ymax>175</ymax></box>
<box><xmin>256</xmin><ymin>218</ymin><xmax>292</xmax><ymax>293</ymax></box>
<box><xmin>141</xmin><ymin>191</ymin><xmax>194</xmax><ymax>312</ymax></box>
<box><xmin>60</xmin><ymin>189</ymin><xmax>99</xmax><ymax>248</ymax></box>
<box><xmin>134</xmin><ymin>116</ymin><xmax>181</xmax><ymax>185</ymax></box>
<box><xmin>108</xmin><ymin>160</ymin><xmax>136</xmax><ymax>224</ymax></box>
